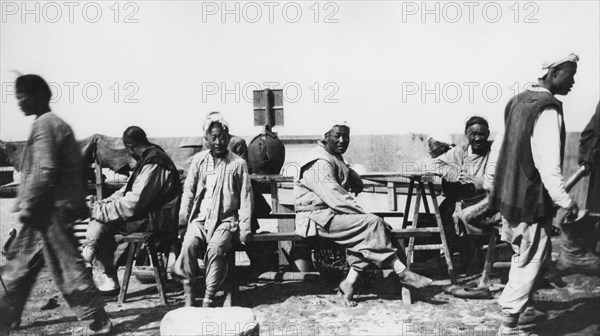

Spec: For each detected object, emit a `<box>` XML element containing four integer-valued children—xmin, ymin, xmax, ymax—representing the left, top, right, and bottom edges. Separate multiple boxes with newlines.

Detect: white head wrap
<box><xmin>203</xmin><ymin>111</ymin><xmax>229</xmax><ymax>133</ymax></box>
<box><xmin>426</xmin><ymin>132</ymin><xmax>454</xmax><ymax>147</ymax></box>
<box><xmin>324</xmin><ymin>120</ymin><xmax>350</xmax><ymax>138</ymax></box>
<box><xmin>539</xmin><ymin>53</ymin><xmax>579</xmax><ymax>78</ymax></box>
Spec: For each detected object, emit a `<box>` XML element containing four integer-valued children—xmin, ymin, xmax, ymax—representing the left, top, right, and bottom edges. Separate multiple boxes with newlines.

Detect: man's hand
<box><xmin>239</xmin><ymin>230</ymin><xmax>252</xmax><ymax>245</ymax></box>
<box><xmin>348</xmin><ymin>169</ymin><xmax>364</xmax><ymax>196</ymax></box>
<box><xmin>457</xmin><ymin>172</ymin><xmax>475</xmax><ymax>184</ymax></box>
<box><xmin>178</xmin><ymin>215</ymin><xmax>188</xmax><ymax>237</ymax></box>
<box><xmin>558</xmin><ymin>200</ymin><xmax>580</xmax><ymax>225</ymax></box>
<box><xmin>565</xmin><ymin>200</ymin><xmax>579</xmax><ymax>221</ymax></box>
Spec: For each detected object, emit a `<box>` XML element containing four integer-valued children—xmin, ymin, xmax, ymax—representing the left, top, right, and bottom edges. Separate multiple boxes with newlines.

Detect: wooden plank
<box><xmin>250</xmin><ymin>229</ymin><xmax>435</xmax><ymax>242</ymax></box>
<box><xmin>250</xmin><ymin>174</ymin><xmax>294</xmax><ymax>183</ymax></box>
<box><xmin>261</xmin><ymin>211</ymin><xmax>405</xmax><ymax>219</ymax></box>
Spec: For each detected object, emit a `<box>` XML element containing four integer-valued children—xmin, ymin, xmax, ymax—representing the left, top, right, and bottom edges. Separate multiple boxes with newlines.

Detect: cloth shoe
<box><xmin>86</xmin><ymin>318</ymin><xmax>113</xmax><ymax>335</ymax></box>
<box><xmin>98</xmin><ymin>274</ymin><xmax>120</xmax><ymax>296</ymax></box>
<box><xmin>497</xmin><ymin>325</ymin><xmax>535</xmax><ymax>336</ymax></box>
<box><xmin>518</xmin><ymin>306</ymin><xmax>546</xmax><ymax>325</ymax></box>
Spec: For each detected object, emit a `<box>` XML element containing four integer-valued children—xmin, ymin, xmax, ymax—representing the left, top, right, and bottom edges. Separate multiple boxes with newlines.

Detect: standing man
<box><xmin>557</xmin><ymin>101</ymin><xmax>600</xmax><ymax>273</ymax></box>
<box><xmin>83</xmin><ymin>126</ymin><xmax>181</xmax><ymax>294</ymax></box>
<box><xmin>489</xmin><ymin>54</ymin><xmax>580</xmax><ymax>335</ymax></box>
<box><xmin>173</xmin><ymin>117</ymin><xmax>253</xmax><ymax>307</ymax></box>
<box><xmin>0</xmin><ymin>74</ymin><xmax>112</xmax><ymax>335</ymax></box>
<box><xmin>294</xmin><ymin>121</ymin><xmax>432</xmax><ymax>307</ymax></box>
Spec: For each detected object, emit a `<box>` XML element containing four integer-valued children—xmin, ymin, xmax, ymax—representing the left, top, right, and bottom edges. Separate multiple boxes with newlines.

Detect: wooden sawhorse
<box><xmin>401</xmin><ymin>173</ymin><xmax>456</xmax><ymax>283</ymax></box>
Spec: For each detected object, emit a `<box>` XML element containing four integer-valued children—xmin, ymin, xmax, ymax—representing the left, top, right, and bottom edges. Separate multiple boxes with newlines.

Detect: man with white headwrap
<box><xmin>173</xmin><ymin>117</ymin><xmax>253</xmax><ymax>307</ymax></box>
<box><xmin>294</xmin><ymin>121</ymin><xmax>432</xmax><ymax>306</ymax></box>
<box><xmin>489</xmin><ymin>53</ymin><xmax>580</xmax><ymax>335</ymax></box>
<box><xmin>203</xmin><ymin>111</ymin><xmax>248</xmax><ymax>160</ymax></box>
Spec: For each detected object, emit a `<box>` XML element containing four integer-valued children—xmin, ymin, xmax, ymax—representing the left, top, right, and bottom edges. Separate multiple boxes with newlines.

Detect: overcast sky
<box><xmin>1</xmin><ymin>1</ymin><xmax>599</xmax><ymax>140</ymax></box>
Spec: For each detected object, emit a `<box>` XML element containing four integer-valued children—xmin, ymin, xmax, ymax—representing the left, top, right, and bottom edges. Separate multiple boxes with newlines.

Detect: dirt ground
<box><xmin>1</xmin><ymin>197</ymin><xmax>599</xmax><ymax>336</ymax></box>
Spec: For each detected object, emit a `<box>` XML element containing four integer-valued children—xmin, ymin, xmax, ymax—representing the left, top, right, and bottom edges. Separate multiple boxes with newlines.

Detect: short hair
<box><xmin>123</xmin><ymin>126</ymin><xmax>149</xmax><ymax>145</ymax></box>
<box><xmin>465</xmin><ymin>116</ymin><xmax>489</xmax><ymax>132</ymax></box>
<box><xmin>15</xmin><ymin>74</ymin><xmax>52</xmax><ymax>103</ymax></box>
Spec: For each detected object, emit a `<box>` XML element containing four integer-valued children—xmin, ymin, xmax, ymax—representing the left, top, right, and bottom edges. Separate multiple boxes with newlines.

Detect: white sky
<box><xmin>1</xmin><ymin>1</ymin><xmax>599</xmax><ymax>140</ymax></box>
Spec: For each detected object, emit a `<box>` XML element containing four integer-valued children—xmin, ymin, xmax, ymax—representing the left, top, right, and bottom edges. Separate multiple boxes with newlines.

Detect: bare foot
<box><xmin>397</xmin><ymin>270</ymin><xmax>433</xmax><ymax>289</ymax></box>
<box><xmin>338</xmin><ymin>280</ymin><xmax>358</xmax><ymax>307</ymax></box>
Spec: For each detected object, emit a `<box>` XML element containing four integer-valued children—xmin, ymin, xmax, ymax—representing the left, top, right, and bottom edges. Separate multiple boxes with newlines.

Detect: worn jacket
<box><xmin>179</xmin><ymin>150</ymin><xmax>253</xmax><ymax>239</ymax></box>
<box><xmin>294</xmin><ymin>141</ymin><xmax>366</xmax><ymax>237</ymax></box>
<box><xmin>17</xmin><ymin>112</ymin><xmax>88</xmax><ymax>224</ymax></box>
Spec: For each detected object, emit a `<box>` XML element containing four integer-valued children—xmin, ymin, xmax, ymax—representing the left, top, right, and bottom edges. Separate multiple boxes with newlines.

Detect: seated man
<box><xmin>173</xmin><ymin>117</ymin><xmax>253</xmax><ymax>307</ymax></box>
<box><xmin>83</xmin><ymin>126</ymin><xmax>182</xmax><ymax>294</ymax></box>
<box><xmin>295</xmin><ymin>121</ymin><xmax>432</xmax><ymax>306</ymax></box>
<box><xmin>433</xmin><ymin>116</ymin><xmax>494</xmax><ymax>270</ymax></box>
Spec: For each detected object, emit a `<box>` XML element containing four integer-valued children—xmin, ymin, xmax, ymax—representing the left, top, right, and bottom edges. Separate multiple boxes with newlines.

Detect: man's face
<box><xmin>124</xmin><ymin>141</ymin><xmax>140</xmax><ymax>160</ymax></box>
<box><xmin>466</xmin><ymin>124</ymin><xmax>489</xmax><ymax>153</ymax></box>
<box><xmin>325</xmin><ymin>126</ymin><xmax>350</xmax><ymax>155</ymax></box>
<box><xmin>16</xmin><ymin>91</ymin><xmax>35</xmax><ymax>116</ymax></box>
<box><xmin>206</xmin><ymin>124</ymin><xmax>230</xmax><ymax>157</ymax></box>
<box><xmin>552</xmin><ymin>62</ymin><xmax>577</xmax><ymax>95</ymax></box>
<box><xmin>428</xmin><ymin>139</ymin><xmax>450</xmax><ymax>158</ymax></box>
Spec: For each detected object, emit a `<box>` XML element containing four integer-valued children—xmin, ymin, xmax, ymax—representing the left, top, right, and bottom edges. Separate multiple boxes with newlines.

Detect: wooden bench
<box><xmin>225</xmin><ymin>210</ymin><xmax>442</xmax><ymax>306</ymax></box>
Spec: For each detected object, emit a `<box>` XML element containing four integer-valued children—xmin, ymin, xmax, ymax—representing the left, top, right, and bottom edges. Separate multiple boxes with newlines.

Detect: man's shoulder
<box><xmin>190</xmin><ymin>150</ymin><xmax>210</xmax><ymax>162</ymax></box>
<box><xmin>228</xmin><ymin>151</ymin><xmax>249</xmax><ymax>168</ymax></box>
<box><xmin>33</xmin><ymin>112</ymin><xmax>73</xmax><ymax>136</ymax></box>
<box><xmin>34</xmin><ymin>112</ymin><xmax>65</xmax><ymax>127</ymax></box>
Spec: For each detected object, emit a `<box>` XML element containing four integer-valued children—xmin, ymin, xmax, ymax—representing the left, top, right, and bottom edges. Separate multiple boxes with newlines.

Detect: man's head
<box><xmin>205</xmin><ymin>120</ymin><xmax>230</xmax><ymax>158</ymax></box>
<box><xmin>427</xmin><ymin>133</ymin><xmax>454</xmax><ymax>158</ymax></box>
<box><xmin>324</xmin><ymin>122</ymin><xmax>350</xmax><ymax>155</ymax></box>
<box><xmin>15</xmin><ymin>74</ymin><xmax>52</xmax><ymax>116</ymax></box>
<box><xmin>538</xmin><ymin>53</ymin><xmax>579</xmax><ymax>95</ymax></box>
<box><xmin>464</xmin><ymin>116</ymin><xmax>490</xmax><ymax>154</ymax></box>
<box><xmin>123</xmin><ymin>126</ymin><xmax>151</xmax><ymax>160</ymax></box>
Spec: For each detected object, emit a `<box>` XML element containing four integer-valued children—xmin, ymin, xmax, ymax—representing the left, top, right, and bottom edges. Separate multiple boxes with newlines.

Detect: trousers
<box><xmin>316</xmin><ymin>213</ymin><xmax>404</xmax><ymax>272</ymax></box>
<box><xmin>498</xmin><ymin>217</ymin><xmax>551</xmax><ymax>315</ymax></box>
<box><xmin>173</xmin><ymin>220</ymin><xmax>233</xmax><ymax>298</ymax></box>
<box><xmin>0</xmin><ymin>214</ymin><xmax>104</xmax><ymax>325</ymax></box>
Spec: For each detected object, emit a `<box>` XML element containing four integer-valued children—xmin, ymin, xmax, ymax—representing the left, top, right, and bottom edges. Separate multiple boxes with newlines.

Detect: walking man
<box><xmin>0</xmin><ymin>74</ymin><xmax>112</xmax><ymax>335</ymax></box>
<box><xmin>490</xmin><ymin>54</ymin><xmax>580</xmax><ymax>335</ymax></box>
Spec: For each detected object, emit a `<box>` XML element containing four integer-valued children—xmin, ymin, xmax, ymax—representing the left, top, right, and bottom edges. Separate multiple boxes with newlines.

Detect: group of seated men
<box><xmin>82</xmin><ymin>113</ymin><xmax>439</xmax><ymax>307</ymax></box>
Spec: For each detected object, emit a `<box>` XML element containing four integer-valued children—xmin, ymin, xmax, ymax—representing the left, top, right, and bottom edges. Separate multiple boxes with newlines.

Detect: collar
<box><xmin>318</xmin><ymin>140</ymin><xmax>346</xmax><ymax>162</ymax></box>
<box><xmin>528</xmin><ymin>85</ymin><xmax>552</xmax><ymax>94</ymax></box>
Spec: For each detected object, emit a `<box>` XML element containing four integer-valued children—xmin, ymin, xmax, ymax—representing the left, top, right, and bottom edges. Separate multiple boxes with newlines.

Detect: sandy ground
<box><xmin>1</xmin><ymin>197</ymin><xmax>599</xmax><ymax>336</ymax></box>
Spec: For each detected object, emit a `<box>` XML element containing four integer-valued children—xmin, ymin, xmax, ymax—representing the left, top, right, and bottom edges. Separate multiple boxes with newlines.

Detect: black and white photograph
<box><xmin>0</xmin><ymin>1</ymin><xmax>599</xmax><ymax>335</ymax></box>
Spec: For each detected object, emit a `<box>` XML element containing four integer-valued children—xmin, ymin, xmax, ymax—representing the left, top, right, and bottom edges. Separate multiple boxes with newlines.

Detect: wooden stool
<box><xmin>118</xmin><ymin>232</ymin><xmax>169</xmax><ymax>305</ymax></box>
